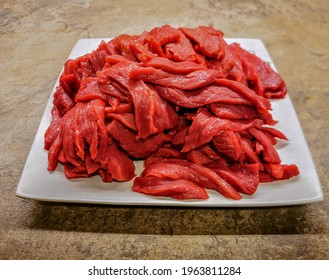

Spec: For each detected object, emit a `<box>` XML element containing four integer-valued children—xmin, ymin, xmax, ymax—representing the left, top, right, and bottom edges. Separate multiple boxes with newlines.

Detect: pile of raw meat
<box><xmin>44</xmin><ymin>25</ymin><xmax>299</xmax><ymax>200</ymax></box>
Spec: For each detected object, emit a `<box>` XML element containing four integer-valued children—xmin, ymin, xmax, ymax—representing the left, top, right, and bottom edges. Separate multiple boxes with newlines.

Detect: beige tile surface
<box><xmin>1</xmin><ymin>0</ymin><xmax>328</xmax><ymax>259</ymax></box>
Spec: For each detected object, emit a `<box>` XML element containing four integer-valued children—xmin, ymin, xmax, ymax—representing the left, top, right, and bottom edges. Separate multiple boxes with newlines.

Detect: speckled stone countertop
<box><xmin>1</xmin><ymin>0</ymin><xmax>328</xmax><ymax>259</ymax></box>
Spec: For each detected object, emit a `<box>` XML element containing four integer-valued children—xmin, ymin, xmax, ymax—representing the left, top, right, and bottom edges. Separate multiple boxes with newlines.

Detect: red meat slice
<box><xmin>214</xmin><ymin>78</ymin><xmax>275</xmax><ymax>125</ymax></box>
<box><xmin>53</xmin><ymin>86</ymin><xmax>75</xmax><ymax>116</ymax></box>
<box><xmin>263</xmin><ymin>163</ymin><xmax>300</xmax><ymax>180</ymax></box>
<box><xmin>129</xmin><ymin>41</ymin><xmax>156</xmax><ymax>62</ymax></box>
<box><xmin>182</xmin><ymin>108</ymin><xmax>263</xmax><ymax>152</ymax></box>
<box><xmin>171</xmin><ymin>127</ymin><xmax>189</xmax><ymax>146</ymax></box>
<box><xmin>105</xmin><ymin>103</ymin><xmax>132</xmax><ymax>113</ymax></box>
<box><xmin>60</xmin><ymin>54</ymin><xmax>95</xmax><ymax>95</ymax></box>
<box><xmin>106</xmin><ymin>112</ymin><xmax>137</xmax><ymax>131</ymax></box>
<box><xmin>99</xmin><ymin>60</ymin><xmax>139</xmax><ymax>90</ymax></box>
<box><xmin>129</xmin><ymin>66</ymin><xmax>221</xmax><ymax>90</ymax></box>
<box><xmin>240</xmin><ymin>137</ymin><xmax>264</xmax><ymax>170</ymax></box>
<box><xmin>84</xmin><ymin>151</ymin><xmax>100</xmax><ymax>174</ymax></box>
<box><xmin>133</xmin><ymin>176</ymin><xmax>209</xmax><ymax>200</ymax></box>
<box><xmin>186</xmin><ymin>149</ymin><xmax>214</xmax><ymax>165</ymax></box>
<box><xmin>220</xmin><ymin>43</ymin><xmax>247</xmax><ymax>84</ymax></box>
<box><xmin>59</xmin><ymin>73</ymin><xmax>76</xmax><ymax>99</ymax></box>
<box><xmin>59</xmin><ymin>40</ymin><xmax>112</xmax><ymax>97</ymax></box>
<box><xmin>213</xmin><ymin>130</ymin><xmax>244</xmax><ymax>161</ymax></box>
<box><xmin>78</xmin><ymin>100</ymin><xmax>108</xmax><ymax>164</ymax></box>
<box><xmin>48</xmin><ymin>100</ymin><xmax>135</xmax><ymax>182</ymax></box>
<box><xmin>142</xmin><ymin>57</ymin><xmax>207</xmax><ymax>74</ymax></box>
<box><xmin>261</xmin><ymin>126</ymin><xmax>288</xmax><ymax>141</ymax></box>
<box><xmin>155</xmin><ymin>85</ymin><xmax>253</xmax><ymax>108</ymax></box>
<box><xmin>198</xmin><ymin>144</ymin><xmax>223</xmax><ymax>162</ymax></box>
<box><xmin>145</xmin><ymin>25</ymin><xmax>181</xmax><ymax>56</ymax></box>
<box><xmin>48</xmin><ymin>132</ymin><xmax>63</xmax><ymax>171</ymax></box>
<box><xmin>144</xmin><ymin>25</ymin><xmax>198</xmax><ymax>62</ymax></box>
<box><xmin>248</xmin><ymin>127</ymin><xmax>280</xmax><ymax>163</ymax></box>
<box><xmin>105</xmin><ymin>54</ymin><xmax>131</xmax><ymax>65</ymax></box>
<box><xmin>47</xmin><ymin>99</ymin><xmax>108</xmax><ymax>172</ymax></box>
<box><xmin>207</xmin><ymin>162</ymin><xmax>259</xmax><ymax>195</ymax></box>
<box><xmin>63</xmin><ymin>163</ymin><xmax>90</xmax><ymax>179</ymax></box>
<box><xmin>141</xmin><ymin>158</ymin><xmax>242</xmax><ymax>200</ymax></box>
<box><xmin>164</xmin><ymin>34</ymin><xmax>199</xmax><ymax>62</ymax></box>
<box><xmin>64</xmin><ymin>139</ymin><xmax>135</xmax><ymax>182</ymax></box>
<box><xmin>229</xmin><ymin>43</ymin><xmax>287</xmax><ymax>99</ymax></box>
<box><xmin>180</xmin><ymin>26</ymin><xmax>226</xmax><ymax>59</ymax></box>
<box><xmin>44</xmin><ymin>106</ymin><xmax>62</xmax><ymax>150</ymax></box>
<box><xmin>89</xmin><ymin>41</ymin><xmax>111</xmax><ymax>72</ymax></box>
<box><xmin>127</xmin><ymin>80</ymin><xmax>179</xmax><ymax>139</ymax></box>
<box><xmin>144</xmin><ymin>24</ymin><xmax>199</xmax><ymax>63</ymax></box>
<box><xmin>59</xmin><ymin>60</ymin><xmax>81</xmax><ymax>95</ymax></box>
<box><xmin>209</xmin><ymin>103</ymin><xmax>258</xmax><ymax>120</ymax></box>
<box><xmin>107</xmin><ymin>120</ymin><xmax>171</xmax><ymax>158</ymax></box>
<box><xmin>97</xmin><ymin>79</ymin><xmax>131</xmax><ymax>103</ymax></box>
<box><xmin>106</xmin><ymin>34</ymin><xmax>139</xmax><ymax>61</ymax></box>
<box><xmin>153</xmin><ymin>145</ymin><xmax>182</xmax><ymax>158</ymax></box>
<box><xmin>127</xmin><ymin>79</ymin><xmax>158</xmax><ymax>138</ymax></box>
<box><xmin>75</xmin><ymin>77</ymin><xmax>108</xmax><ymax>103</ymax></box>
<box><xmin>106</xmin><ymin>140</ymin><xmax>136</xmax><ymax>181</ymax></box>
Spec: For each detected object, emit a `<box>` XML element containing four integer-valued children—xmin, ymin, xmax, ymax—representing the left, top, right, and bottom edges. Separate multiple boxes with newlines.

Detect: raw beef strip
<box><xmin>105</xmin><ymin>54</ymin><xmax>132</xmax><ymax>65</ymax></box>
<box><xmin>144</xmin><ymin>25</ymin><xmax>198</xmax><ymax>62</ymax></box>
<box><xmin>99</xmin><ymin>60</ymin><xmax>139</xmax><ymax>90</ymax></box>
<box><xmin>106</xmin><ymin>34</ymin><xmax>140</xmax><ymax>61</ymax></box>
<box><xmin>105</xmin><ymin>103</ymin><xmax>133</xmax><ymax>115</ymax></box>
<box><xmin>229</xmin><ymin>43</ymin><xmax>287</xmax><ymax>99</ymax></box>
<box><xmin>89</xmin><ymin>40</ymin><xmax>111</xmax><ymax>71</ymax></box>
<box><xmin>263</xmin><ymin>163</ymin><xmax>300</xmax><ymax>180</ymax></box>
<box><xmin>207</xmin><ymin>162</ymin><xmax>260</xmax><ymax>195</ymax></box>
<box><xmin>63</xmin><ymin>163</ymin><xmax>90</xmax><ymax>179</ymax></box>
<box><xmin>240</xmin><ymin>137</ymin><xmax>264</xmax><ymax>169</ymax></box>
<box><xmin>44</xmin><ymin>106</ymin><xmax>62</xmax><ymax>150</ymax></box>
<box><xmin>248</xmin><ymin>127</ymin><xmax>280</xmax><ymax>163</ymax></box>
<box><xmin>47</xmin><ymin>99</ymin><xmax>108</xmax><ymax>171</ymax></box>
<box><xmin>75</xmin><ymin>77</ymin><xmax>108</xmax><ymax>103</ymax></box>
<box><xmin>155</xmin><ymin>85</ymin><xmax>253</xmax><ymax>108</ymax></box>
<box><xmin>141</xmin><ymin>158</ymin><xmax>242</xmax><ymax>200</ymax></box>
<box><xmin>209</xmin><ymin>103</ymin><xmax>258</xmax><ymax>120</ymax></box>
<box><xmin>106</xmin><ymin>112</ymin><xmax>137</xmax><ymax>131</ymax></box>
<box><xmin>107</xmin><ymin>120</ymin><xmax>171</xmax><ymax>158</ymax></box>
<box><xmin>133</xmin><ymin>177</ymin><xmax>209</xmax><ymax>200</ymax></box>
<box><xmin>142</xmin><ymin>57</ymin><xmax>207</xmax><ymax>74</ymax></box>
<box><xmin>52</xmin><ymin>86</ymin><xmax>75</xmax><ymax>116</ymax></box>
<box><xmin>97</xmin><ymin>77</ymin><xmax>131</xmax><ymax>103</ymax></box>
<box><xmin>182</xmin><ymin>108</ymin><xmax>263</xmax><ymax>152</ymax></box>
<box><xmin>180</xmin><ymin>26</ymin><xmax>226</xmax><ymax>59</ymax></box>
<box><xmin>214</xmin><ymin>78</ymin><xmax>275</xmax><ymax>125</ymax></box>
<box><xmin>58</xmin><ymin>40</ymin><xmax>118</xmax><ymax>98</ymax></box>
<box><xmin>127</xmin><ymin>80</ymin><xmax>179</xmax><ymax>139</ymax></box>
<box><xmin>261</xmin><ymin>126</ymin><xmax>288</xmax><ymax>141</ymax></box>
<box><xmin>129</xmin><ymin>66</ymin><xmax>221</xmax><ymax>90</ymax></box>
<box><xmin>144</xmin><ymin>25</ymin><xmax>181</xmax><ymax>56</ymax></box>
<box><xmin>186</xmin><ymin>149</ymin><xmax>214</xmax><ymax>165</ymax></box>
<box><xmin>129</xmin><ymin>41</ymin><xmax>156</xmax><ymax>62</ymax></box>
<box><xmin>213</xmin><ymin>130</ymin><xmax>244</xmax><ymax>161</ymax></box>
<box><xmin>105</xmin><ymin>139</ymin><xmax>136</xmax><ymax>181</ymax></box>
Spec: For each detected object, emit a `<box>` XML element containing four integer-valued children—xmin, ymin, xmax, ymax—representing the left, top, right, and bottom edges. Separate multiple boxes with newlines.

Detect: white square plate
<box><xmin>16</xmin><ymin>38</ymin><xmax>323</xmax><ymax>207</ymax></box>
